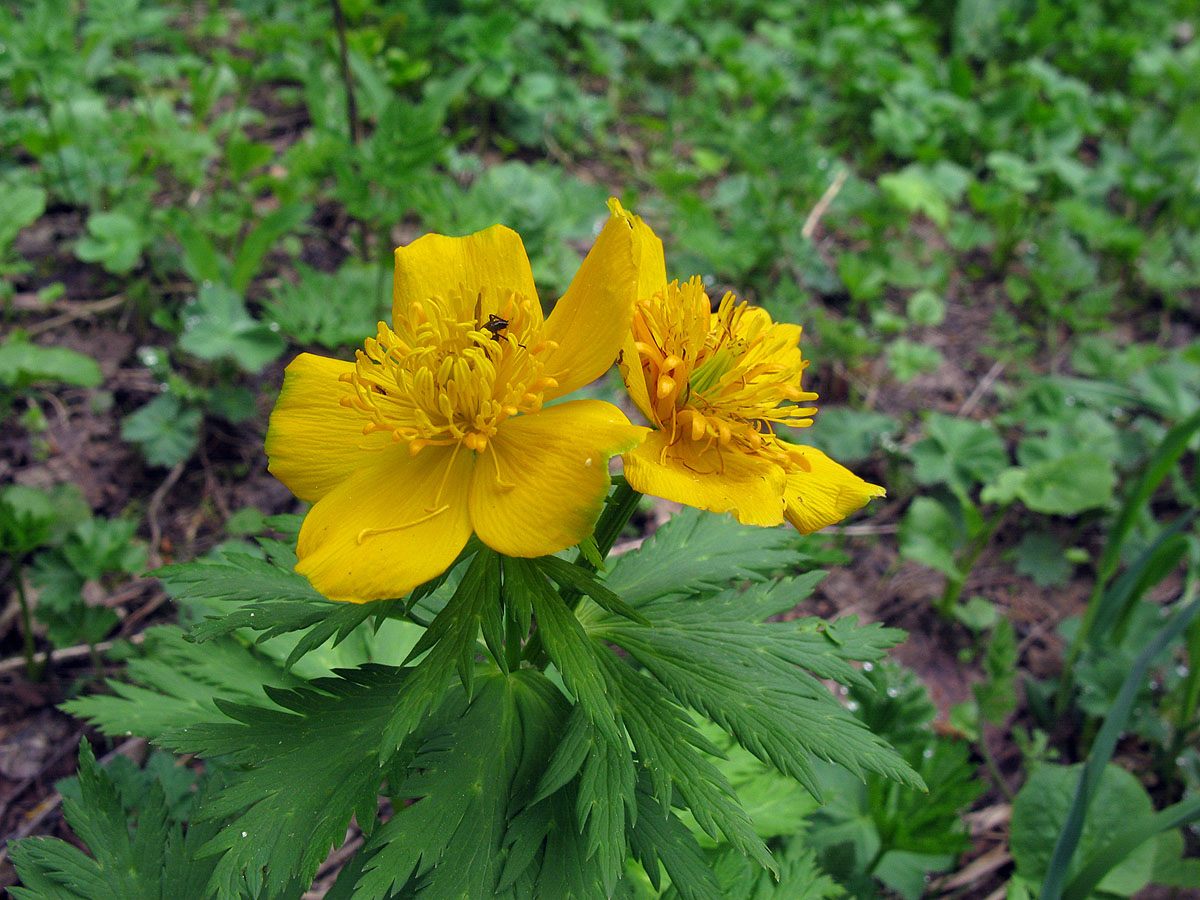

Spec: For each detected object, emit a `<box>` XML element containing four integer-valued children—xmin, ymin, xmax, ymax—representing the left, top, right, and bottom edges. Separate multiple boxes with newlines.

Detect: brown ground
<box><xmin>0</xmin><ymin>201</ymin><xmax>1193</xmax><ymax>899</ymax></box>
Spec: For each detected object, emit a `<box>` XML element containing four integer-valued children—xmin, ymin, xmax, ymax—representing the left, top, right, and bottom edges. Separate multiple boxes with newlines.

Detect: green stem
<box><xmin>11</xmin><ymin>562</ymin><xmax>40</xmax><ymax>681</ymax></box>
<box><xmin>587</xmin><ymin>478</ymin><xmax>643</xmax><ymax>565</ymax></box>
<box><xmin>937</xmin><ymin>503</ymin><xmax>1010</xmax><ymax>617</ymax></box>
<box><xmin>976</xmin><ymin>731</ymin><xmax>1015</xmax><ymax>803</ymax></box>
<box><xmin>522</xmin><ymin>479</ymin><xmax>643</xmax><ymax>665</ymax></box>
<box><xmin>329</xmin><ymin>0</ymin><xmax>371</xmax><ymax>260</ymax></box>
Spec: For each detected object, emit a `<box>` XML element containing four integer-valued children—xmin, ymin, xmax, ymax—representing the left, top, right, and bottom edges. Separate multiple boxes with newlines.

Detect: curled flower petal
<box><xmin>782</xmin><ymin>444</ymin><xmax>886</xmax><ymax>534</ymax></box>
<box><xmin>540</xmin><ymin>200</ymin><xmax>641</xmax><ymax>399</ymax></box>
<box><xmin>616</xmin><ymin>208</ymin><xmax>883</xmax><ymax>532</ymax></box>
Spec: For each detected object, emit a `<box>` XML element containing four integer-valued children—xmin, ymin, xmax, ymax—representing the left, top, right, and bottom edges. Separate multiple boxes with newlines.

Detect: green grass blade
<box><xmin>1041</xmin><ymin>594</ymin><xmax>1200</xmax><ymax>900</ymax></box>
<box><xmin>1061</xmin><ymin>793</ymin><xmax>1200</xmax><ymax>900</ymax></box>
<box><xmin>1094</xmin><ymin>408</ymin><xmax>1200</xmax><ymax>590</ymax></box>
<box><xmin>1089</xmin><ymin>517</ymin><xmax>1193</xmax><ymax>645</ymax></box>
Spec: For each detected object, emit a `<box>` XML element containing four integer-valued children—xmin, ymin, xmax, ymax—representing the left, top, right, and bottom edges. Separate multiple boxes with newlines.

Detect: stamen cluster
<box><xmin>341</xmin><ymin>290</ymin><xmax>558</xmax><ymax>455</ymax></box>
<box><xmin>631</xmin><ymin>278</ymin><xmax>819</xmax><ymax>471</ymax></box>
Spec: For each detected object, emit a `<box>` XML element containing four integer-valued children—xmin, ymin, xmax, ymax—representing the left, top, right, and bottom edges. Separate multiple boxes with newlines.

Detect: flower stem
<box><xmin>586</xmin><ymin>477</ymin><xmax>643</xmax><ymax>567</ymax></box>
<box><xmin>11</xmin><ymin>561</ymin><xmax>40</xmax><ymax>681</ymax></box>
<box><xmin>521</xmin><ymin>479</ymin><xmax>643</xmax><ymax>666</ymax></box>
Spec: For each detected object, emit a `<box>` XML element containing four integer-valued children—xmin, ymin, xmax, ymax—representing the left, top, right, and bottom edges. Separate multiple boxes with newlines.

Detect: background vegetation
<box><xmin>1</xmin><ymin>0</ymin><xmax>1198</xmax><ymax>896</ymax></box>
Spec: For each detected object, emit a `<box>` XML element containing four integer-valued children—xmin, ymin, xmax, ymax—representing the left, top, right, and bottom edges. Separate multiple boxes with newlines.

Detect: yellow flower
<box><xmin>267</xmin><ymin>202</ymin><xmax>649</xmax><ymax>602</ymax></box>
<box><xmin>615</xmin><ymin>205</ymin><xmax>884</xmax><ymax>532</ymax></box>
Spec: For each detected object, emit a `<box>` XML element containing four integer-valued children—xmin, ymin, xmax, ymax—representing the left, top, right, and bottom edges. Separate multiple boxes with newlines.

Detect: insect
<box><xmin>481</xmin><ymin>313</ymin><xmax>510</xmax><ymax>341</ymax></box>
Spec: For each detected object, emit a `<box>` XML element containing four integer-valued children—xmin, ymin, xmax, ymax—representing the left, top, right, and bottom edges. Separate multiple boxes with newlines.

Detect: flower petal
<box><xmin>781</xmin><ymin>443</ymin><xmax>886</xmax><ymax>534</ymax></box>
<box><xmin>539</xmin><ymin>201</ymin><xmax>641</xmax><ymax>399</ymax></box>
<box><xmin>266</xmin><ymin>353</ymin><xmax>392</xmax><ymax>503</ymax></box>
<box><xmin>392</xmin><ymin>224</ymin><xmax>541</xmax><ymax>329</ymax></box>
<box><xmin>616</xmin><ymin>202</ymin><xmax>669</xmax><ymax>422</ymax></box>
<box><xmin>469</xmin><ymin>400</ymin><xmax>648</xmax><ymax>556</ymax></box>
<box><xmin>296</xmin><ymin>444</ymin><xmax>475</xmax><ymax>603</ymax></box>
<box><xmin>623</xmin><ymin>431</ymin><xmax>788</xmax><ymax>526</ymax></box>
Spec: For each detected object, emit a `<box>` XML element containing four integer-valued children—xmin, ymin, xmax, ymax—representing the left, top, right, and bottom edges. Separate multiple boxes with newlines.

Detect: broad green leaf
<box><xmin>909</xmin><ymin>412</ymin><xmax>1008</xmax><ymax>496</ymax></box>
<box><xmin>120</xmin><ymin>395</ymin><xmax>202</xmax><ymax>468</ymax></box>
<box><xmin>1013</xmin><ymin>763</ymin><xmax>1157</xmax><ymax>896</ymax></box>
<box><xmin>898</xmin><ymin>496</ymin><xmax>963</xmax><ymax>577</ymax></box>
<box><xmin>0</xmin><ymin>339</ymin><xmax>103</xmax><ymax>390</ymax></box>
<box><xmin>178</xmin><ymin>282</ymin><xmax>285</xmax><ymax>373</ymax></box>
<box><xmin>75</xmin><ymin>210</ymin><xmax>148</xmax><ymax>274</ymax></box>
<box><xmin>0</xmin><ymin>183</ymin><xmax>47</xmax><ymax>250</ymax></box>
<box><xmin>983</xmin><ymin>454</ymin><xmax>1116</xmax><ymax>515</ymax></box>
<box><xmin>879</xmin><ymin>169</ymin><xmax>949</xmax><ymax>227</ymax></box>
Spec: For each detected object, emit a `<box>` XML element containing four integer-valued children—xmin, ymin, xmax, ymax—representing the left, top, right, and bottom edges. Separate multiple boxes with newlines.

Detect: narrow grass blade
<box><xmin>1041</xmin><ymin>595</ymin><xmax>1200</xmax><ymax>900</ymax></box>
<box><xmin>1061</xmin><ymin>793</ymin><xmax>1200</xmax><ymax>900</ymax></box>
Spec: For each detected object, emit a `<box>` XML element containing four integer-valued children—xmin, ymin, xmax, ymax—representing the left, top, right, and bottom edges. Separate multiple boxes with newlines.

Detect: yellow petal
<box><xmin>615</xmin><ymin>200</ymin><xmax>668</xmax><ymax>422</ymax></box>
<box><xmin>392</xmin><ymin>224</ymin><xmax>542</xmax><ymax>329</ymax></box>
<box><xmin>469</xmin><ymin>400</ymin><xmax>648</xmax><ymax>556</ymax></box>
<box><xmin>539</xmin><ymin>201</ymin><xmax>642</xmax><ymax>398</ymax></box>
<box><xmin>781</xmin><ymin>443</ymin><xmax>886</xmax><ymax>534</ymax></box>
<box><xmin>296</xmin><ymin>444</ymin><xmax>475</xmax><ymax>603</ymax></box>
<box><xmin>623</xmin><ymin>431</ymin><xmax>788</xmax><ymax>526</ymax></box>
<box><xmin>266</xmin><ymin>353</ymin><xmax>392</xmax><ymax>503</ymax></box>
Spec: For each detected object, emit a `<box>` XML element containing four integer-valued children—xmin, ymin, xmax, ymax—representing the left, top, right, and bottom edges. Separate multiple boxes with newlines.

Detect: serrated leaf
<box><xmin>9</xmin><ymin>740</ymin><xmax>217</xmax><ymax>900</ymax></box>
<box><xmin>534</xmin><ymin>555</ymin><xmax>649</xmax><ymax>625</ymax></box>
<box><xmin>157</xmin><ymin>666</ymin><xmax>408</xmax><ymax>899</ymax></box>
<box><xmin>628</xmin><ymin>777</ymin><xmax>724</xmax><ymax>900</ymax></box>
<box><xmin>604</xmin><ymin>507</ymin><xmax>796</xmax><ymax>606</ymax></box>
<box><xmin>62</xmin><ymin>625</ymin><xmax>305</xmax><ymax>740</ymax></box>
<box><xmin>355</xmin><ymin>674</ymin><xmax>527</xmax><ymax>900</ymax></box>
<box><xmin>600</xmin><ymin>653</ymin><xmax>773</xmax><ymax>872</ymax></box>
<box><xmin>510</xmin><ymin>557</ymin><xmax>620</xmax><ymax>742</ymax></box>
<box><xmin>597</xmin><ymin>607</ymin><xmax>922</xmax><ymax>802</ymax></box>
<box><xmin>380</xmin><ymin>550</ymin><xmax>501</xmax><ymax>755</ymax></box>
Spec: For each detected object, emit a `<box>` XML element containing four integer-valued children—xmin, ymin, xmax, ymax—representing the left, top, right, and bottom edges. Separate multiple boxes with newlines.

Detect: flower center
<box><xmin>632</xmin><ymin>278</ymin><xmax>819</xmax><ymax>471</ymax></box>
<box><xmin>340</xmin><ymin>288</ymin><xmax>559</xmax><ymax>456</ymax></box>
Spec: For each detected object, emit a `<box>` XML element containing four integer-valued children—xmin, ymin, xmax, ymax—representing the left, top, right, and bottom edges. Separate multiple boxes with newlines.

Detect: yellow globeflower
<box><xmin>615</xmin><ymin>205</ymin><xmax>884</xmax><ymax>531</ymax></box>
<box><xmin>267</xmin><ymin>202</ymin><xmax>649</xmax><ymax>602</ymax></box>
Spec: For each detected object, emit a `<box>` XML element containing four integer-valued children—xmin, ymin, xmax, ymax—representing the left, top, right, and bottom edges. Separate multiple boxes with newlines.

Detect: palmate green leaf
<box><xmin>164</xmin><ymin>548</ymin><xmax>398</xmax><ymax>670</ymax></box>
<box><xmin>604</xmin><ymin>506</ymin><xmax>796</xmax><ymax>606</ymax></box>
<box><xmin>509</xmin><ymin>557</ymin><xmax>621</xmax><ymax>742</ymax></box>
<box><xmin>595</xmin><ymin>601</ymin><xmax>922</xmax><ymax>802</ymax></box>
<box><xmin>62</xmin><ymin>625</ymin><xmax>305</xmax><ymax>740</ymax></box>
<box><xmin>380</xmin><ymin>550</ymin><xmax>502</xmax><ymax>756</ymax></box>
<box><xmin>533</xmin><ymin>707</ymin><xmax>638</xmax><ymax>896</ymax></box>
<box><xmin>628</xmin><ymin>777</ymin><xmax>723</xmax><ymax>900</ymax></box>
<box><xmin>156</xmin><ymin>665</ymin><xmax>409</xmax><ymax>900</ymax></box>
<box><xmin>10</xmin><ymin>740</ymin><xmax>224</xmax><ymax>900</ymax></box>
<box><xmin>599</xmin><ymin>652</ymin><xmax>773</xmax><ymax>873</ymax></box>
<box><xmin>354</xmin><ymin>677</ymin><xmax>516</xmax><ymax>900</ymax></box>
<box><xmin>664</xmin><ymin>842</ymin><xmax>841</xmax><ymax>900</ymax></box>
<box><xmin>355</xmin><ymin>670</ymin><xmax>570</xmax><ymax>900</ymax></box>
